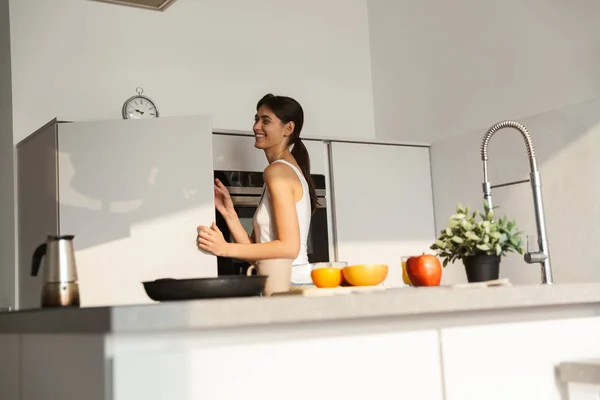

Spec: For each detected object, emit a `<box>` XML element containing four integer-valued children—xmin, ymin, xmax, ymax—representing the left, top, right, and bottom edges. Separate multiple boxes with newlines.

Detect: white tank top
<box><xmin>252</xmin><ymin>159</ymin><xmax>311</xmax><ymax>266</ymax></box>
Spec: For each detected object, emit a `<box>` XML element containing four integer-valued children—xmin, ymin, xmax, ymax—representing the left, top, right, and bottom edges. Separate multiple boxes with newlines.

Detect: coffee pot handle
<box><xmin>31</xmin><ymin>243</ymin><xmax>47</xmax><ymax>277</ymax></box>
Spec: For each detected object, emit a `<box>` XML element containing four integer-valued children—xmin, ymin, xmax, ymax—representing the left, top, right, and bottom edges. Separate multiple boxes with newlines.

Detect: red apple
<box><xmin>406</xmin><ymin>253</ymin><xmax>442</xmax><ymax>287</ymax></box>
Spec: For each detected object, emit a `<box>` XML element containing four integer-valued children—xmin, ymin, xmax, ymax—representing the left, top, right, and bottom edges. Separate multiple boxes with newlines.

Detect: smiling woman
<box><xmin>197</xmin><ymin>93</ymin><xmax>318</xmax><ymax>292</ymax></box>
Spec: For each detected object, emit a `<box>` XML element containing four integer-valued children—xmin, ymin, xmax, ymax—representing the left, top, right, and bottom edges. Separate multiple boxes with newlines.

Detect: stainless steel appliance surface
<box><xmin>214</xmin><ymin>170</ymin><xmax>329</xmax><ymax>276</ymax></box>
<box><xmin>30</xmin><ymin>235</ymin><xmax>80</xmax><ymax>308</ymax></box>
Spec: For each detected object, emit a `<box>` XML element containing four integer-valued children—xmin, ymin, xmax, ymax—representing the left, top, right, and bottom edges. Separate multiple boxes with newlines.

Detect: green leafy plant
<box><xmin>430</xmin><ymin>200</ymin><xmax>524</xmax><ymax>267</ymax></box>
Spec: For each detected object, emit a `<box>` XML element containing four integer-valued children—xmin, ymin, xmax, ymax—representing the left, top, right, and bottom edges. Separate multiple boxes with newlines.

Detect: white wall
<box><xmin>0</xmin><ymin>0</ymin><xmax>15</xmax><ymax>310</ymax></box>
<box><xmin>430</xmin><ymin>98</ymin><xmax>600</xmax><ymax>285</ymax></box>
<box><xmin>368</xmin><ymin>0</ymin><xmax>600</xmax><ymax>143</ymax></box>
<box><xmin>368</xmin><ymin>0</ymin><xmax>600</xmax><ymax>285</ymax></box>
<box><xmin>9</xmin><ymin>0</ymin><xmax>375</xmax><ymax>143</ymax></box>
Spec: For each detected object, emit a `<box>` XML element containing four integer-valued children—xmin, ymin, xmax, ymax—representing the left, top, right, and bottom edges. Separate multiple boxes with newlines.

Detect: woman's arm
<box><xmin>222</xmin><ymin>213</ymin><xmax>254</xmax><ymax>244</ymax></box>
<box><xmin>198</xmin><ymin>163</ymin><xmax>300</xmax><ymax>260</ymax></box>
<box><xmin>213</xmin><ymin>178</ymin><xmax>253</xmax><ymax>244</ymax></box>
<box><xmin>228</xmin><ymin>163</ymin><xmax>300</xmax><ymax>260</ymax></box>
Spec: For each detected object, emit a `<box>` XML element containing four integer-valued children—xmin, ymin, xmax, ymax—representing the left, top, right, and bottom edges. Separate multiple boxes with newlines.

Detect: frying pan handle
<box><xmin>246</xmin><ymin>265</ymin><xmax>256</xmax><ymax>276</ymax></box>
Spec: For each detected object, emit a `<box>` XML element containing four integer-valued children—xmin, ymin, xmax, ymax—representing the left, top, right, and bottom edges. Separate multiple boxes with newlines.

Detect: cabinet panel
<box><xmin>0</xmin><ymin>334</ymin><xmax>20</xmax><ymax>400</ymax></box>
<box><xmin>567</xmin><ymin>383</ymin><xmax>600</xmax><ymax>400</ymax></box>
<box><xmin>301</xmin><ymin>139</ymin><xmax>327</xmax><ymax>176</ymax></box>
<box><xmin>57</xmin><ymin>116</ymin><xmax>216</xmax><ymax>306</ymax></box>
<box><xmin>112</xmin><ymin>329</ymin><xmax>444</xmax><ymax>400</ymax></box>
<box><xmin>21</xmin><ymin>334</ymin><xmax>105</xmax><ymax>400</ymax></box>
<box><xmin>212</xmin><ymin>134</ymin><xmax>268</xmax><ymax>172</ymax></box>
<box><xmin>330</xmin><ymin>142</ymin><xmax>435</xmax><ymax>286</ymax></box>
<box><xmin>212</xmin><ymin>134</ymin><xmax>327</xmax><ymax>175</ymax></box>
<box><xmin>441</xmin><ymin>316</ymin><xmax>600</xmax><ymax>400</ymax></box>
<box><xmin>17</xmin><ymin>121</ymin><xmax>59</xmax><ymax>310</ymax></box>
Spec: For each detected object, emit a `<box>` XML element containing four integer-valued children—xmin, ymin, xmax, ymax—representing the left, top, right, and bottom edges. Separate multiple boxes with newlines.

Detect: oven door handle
<box><xmin>226</xmin><ymin>187</ymin><xmax>264</xmax><ymax>195</ymax></box>
<box><xmin>231</xmin><ymin>196</ymin><xmax>261</xmax><ymax>207</ymax></box>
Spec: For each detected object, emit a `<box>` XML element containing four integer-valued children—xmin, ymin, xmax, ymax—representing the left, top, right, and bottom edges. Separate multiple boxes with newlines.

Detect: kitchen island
<box><xmin>3</xmin><ymin>282</ymin><xmax>600</xmax><ymax>400</ymax></box>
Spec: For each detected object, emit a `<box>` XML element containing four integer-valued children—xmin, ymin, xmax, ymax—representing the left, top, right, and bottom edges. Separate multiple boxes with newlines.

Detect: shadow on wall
<box><xmin>430</xmin><ymin>97</ymin><xmax>600</xmax><ymax>284</ymax></box>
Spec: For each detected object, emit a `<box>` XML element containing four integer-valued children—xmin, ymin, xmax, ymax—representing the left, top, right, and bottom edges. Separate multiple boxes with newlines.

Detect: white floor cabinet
<box><xmin>0</xmin><ymin>334</ymin><xmax>20</xmax><ymax>400</ymax></box>
<box><xmin>441</xmin><ymin>316</ymin><xmax>600</xmax><ymax>400</ymax></box>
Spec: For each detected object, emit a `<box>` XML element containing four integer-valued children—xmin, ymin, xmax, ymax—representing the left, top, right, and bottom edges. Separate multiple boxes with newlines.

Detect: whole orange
<box><xmin>311</xmin><ymin>267</ymin><xmax>343</xmax><ymax>288</ymax></box>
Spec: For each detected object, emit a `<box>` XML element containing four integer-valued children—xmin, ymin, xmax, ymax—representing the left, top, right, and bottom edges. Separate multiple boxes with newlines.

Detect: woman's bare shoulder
<box><xmin>264</xmin><ymin>161</ymin><xmax>297</xmax><ymax>182</ymax></box>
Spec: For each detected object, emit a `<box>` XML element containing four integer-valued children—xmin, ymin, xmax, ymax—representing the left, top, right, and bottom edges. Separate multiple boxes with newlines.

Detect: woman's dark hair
<box><xmin>257</xmin><ymin>93</ymin><xmax>319</xmax><ymax>215</ymax></box>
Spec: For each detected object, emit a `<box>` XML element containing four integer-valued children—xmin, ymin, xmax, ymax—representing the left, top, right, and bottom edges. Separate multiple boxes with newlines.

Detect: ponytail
<box><xmin>291</xmin><ymin>139</ymin><xmax>319</xmax><ymax>215</ymax></box>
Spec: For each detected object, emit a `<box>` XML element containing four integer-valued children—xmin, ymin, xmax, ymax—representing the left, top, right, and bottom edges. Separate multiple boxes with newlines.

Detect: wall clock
<box><xmin>122</xmin><ymin>87</ymin><xmax>159</xmax><ymax>120</ymax></box>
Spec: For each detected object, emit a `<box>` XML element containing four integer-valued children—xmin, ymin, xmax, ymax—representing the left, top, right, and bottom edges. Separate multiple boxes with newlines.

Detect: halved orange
<box><xmin>342</xmin><ymin>264</ymin><xmax>388</xmax><ymax>286</ymax></box>
<box><xmin>311</xmin><ymin>267</ymin><xmax>343</xmax><ymax>288</ymax></box>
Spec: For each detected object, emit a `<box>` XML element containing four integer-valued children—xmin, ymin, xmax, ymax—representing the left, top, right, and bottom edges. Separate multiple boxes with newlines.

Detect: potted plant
<box><xmin>429</xmin><ymin>200</ymin><xmax>524</xmax><ymax>282</ymax></box>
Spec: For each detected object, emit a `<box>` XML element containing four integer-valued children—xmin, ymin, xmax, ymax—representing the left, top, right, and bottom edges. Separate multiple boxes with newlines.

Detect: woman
<box><xmin>197</xmin><ymin>93</ymin><xmax>318</xmax><ymax>277</ymax></box>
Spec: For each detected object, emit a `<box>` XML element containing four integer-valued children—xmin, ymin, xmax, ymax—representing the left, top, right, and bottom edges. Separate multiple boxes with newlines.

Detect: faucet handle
<box><xmin>524</xmin><ymin>234</ymin><xmax>548</xmax><ymax>264</ymax></box>
<box><xmin>525</xmin><ymin>234</ymin><xmax>536</xmax><ymax>253</ymax></box>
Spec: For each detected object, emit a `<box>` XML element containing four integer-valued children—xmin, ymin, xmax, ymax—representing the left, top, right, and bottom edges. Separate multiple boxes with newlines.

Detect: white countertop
<box><xmin>2</xmin><ymin>282</ymin><xmax>600</xmax><ymax>334</ymax></box>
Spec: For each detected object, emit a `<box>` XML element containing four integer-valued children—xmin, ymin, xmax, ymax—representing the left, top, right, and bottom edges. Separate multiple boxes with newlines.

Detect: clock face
<box><xmin>123</xmin><ymin>96</ymin><xmax>158</xmax><ymax>119</ymax></box>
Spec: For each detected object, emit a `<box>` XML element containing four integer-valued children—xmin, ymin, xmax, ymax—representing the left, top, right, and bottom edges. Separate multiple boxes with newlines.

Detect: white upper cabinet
<box><xmin>212</xmin><ymin>134</ymin><xmax>327</xmax><ymax>175</ymax></box>
<box><xmin>17</xmin><ymin>116</ymin><xmax>217</xmax><ymax>308</ymax></box>
<box><xmin>302</xmin><ymin>139</ymin><xmax>328</xmax><ymax>176</ymax></box>
<box><xmin>212</xmin><ymin>134</ymin><xmax>268</xmax><ymax>172</ymax></box>
<box><xmin>329</xmin><ymin>142</ymin><xmax>436</xmax><ymax>286</ymax></box>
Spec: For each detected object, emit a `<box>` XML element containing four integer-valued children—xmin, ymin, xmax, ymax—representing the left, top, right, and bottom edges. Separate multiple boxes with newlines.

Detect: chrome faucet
<box><xmin>480</xmin><ymin>120</ymin><xmax>554</xmax><ymax>285</ymax></box>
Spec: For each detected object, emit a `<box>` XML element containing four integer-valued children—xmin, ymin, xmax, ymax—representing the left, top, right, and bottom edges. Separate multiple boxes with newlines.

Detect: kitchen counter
<box><xmin>6</xmin><ymin>281</ymin><xmax>600</xmax><ymax>400</ymax></box>
<box><xmin>3</xmin><ymin>281</ymin><xmax>600</xmax><ymax>334</ymax></box>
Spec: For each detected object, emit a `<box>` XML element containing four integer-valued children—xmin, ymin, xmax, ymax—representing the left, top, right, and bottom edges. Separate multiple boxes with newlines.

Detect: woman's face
<box><xmin>253</xmin><ymin>105</ymin><xmax>293</xmax><ymax>150</ymax></box>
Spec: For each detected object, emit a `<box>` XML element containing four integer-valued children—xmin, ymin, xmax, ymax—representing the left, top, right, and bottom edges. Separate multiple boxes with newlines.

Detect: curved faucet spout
<box><xmin>481</xmin><ymin>120</ymin><xmax>538</xmax><ymax>182</ymax></box>
<box><xmin>479</xmin><ymin>120</ymin><xmax>554</xmax><ymax>285</ymax></box>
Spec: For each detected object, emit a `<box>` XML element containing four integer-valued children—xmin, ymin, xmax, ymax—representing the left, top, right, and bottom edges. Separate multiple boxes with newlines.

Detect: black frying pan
<box><xmin>142</xmin><ymin>276</ymin><xmax>268</xmax><ymax>301</ymax></box>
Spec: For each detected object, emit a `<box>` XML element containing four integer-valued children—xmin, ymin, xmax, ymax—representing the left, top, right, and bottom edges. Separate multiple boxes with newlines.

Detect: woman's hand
<box><xmin>197</xmin><ymin>222</ymin><xmax>230</xmax><ymax>257</ymax></box>
<box><xmin>214</xmin><ymin>178</ymin><xmax>235</xmax><ymax>218</ymax></box>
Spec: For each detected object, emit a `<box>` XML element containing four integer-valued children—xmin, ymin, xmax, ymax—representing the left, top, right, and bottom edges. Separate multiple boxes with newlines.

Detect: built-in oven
<box><xmin>214</xmin><ymin>170</ymin><xmax>329</xmax><ymax>276</ymax></box>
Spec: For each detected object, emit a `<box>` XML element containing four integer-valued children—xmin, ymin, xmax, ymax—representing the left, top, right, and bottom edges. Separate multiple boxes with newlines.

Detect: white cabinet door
<box><xmin>21</xmin><ymin>334</ymin><xmax>106</xmax><ymax>400</ymax></box>
<box><xmin>301</xmin><ymin>139</ymin><xmax>327</xmax><ymax>176</ymax></box>
<box><xmin>329</xmin><ymin>142</ymin><xmax>436</xmax><ymax>286</ymax></box>
<box><xmin>567</xmin><ymin>383</ymin><xmax>600</xmax><ymax>400</ymax></box>
<box><xmin>57</xmin><ymin>116</ymin><xmax>217</xmax><ymax>307</ymax></box>
<box><xmin>212</xmin><ymin>134</ymin><xmax>268</xmax><ymax>172</ymax></box>
<box><xmin>0</xmin><ymin>334</ymin><xmax>20</xmax><ymax>400</ymax></box>
<box><xmin>441</xmin><ymin>316</ymin><xmax>600</xmax><ymax>400</ymax></box>
<box><xmin>212</xmin><ymin>134</ymin><xmax>328</xmax><ymax>175</ymax></box>
<box><xmin>111</xmin><ymin>329</ymin><xmax>444</xmax><ymax>400</ymax></box>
